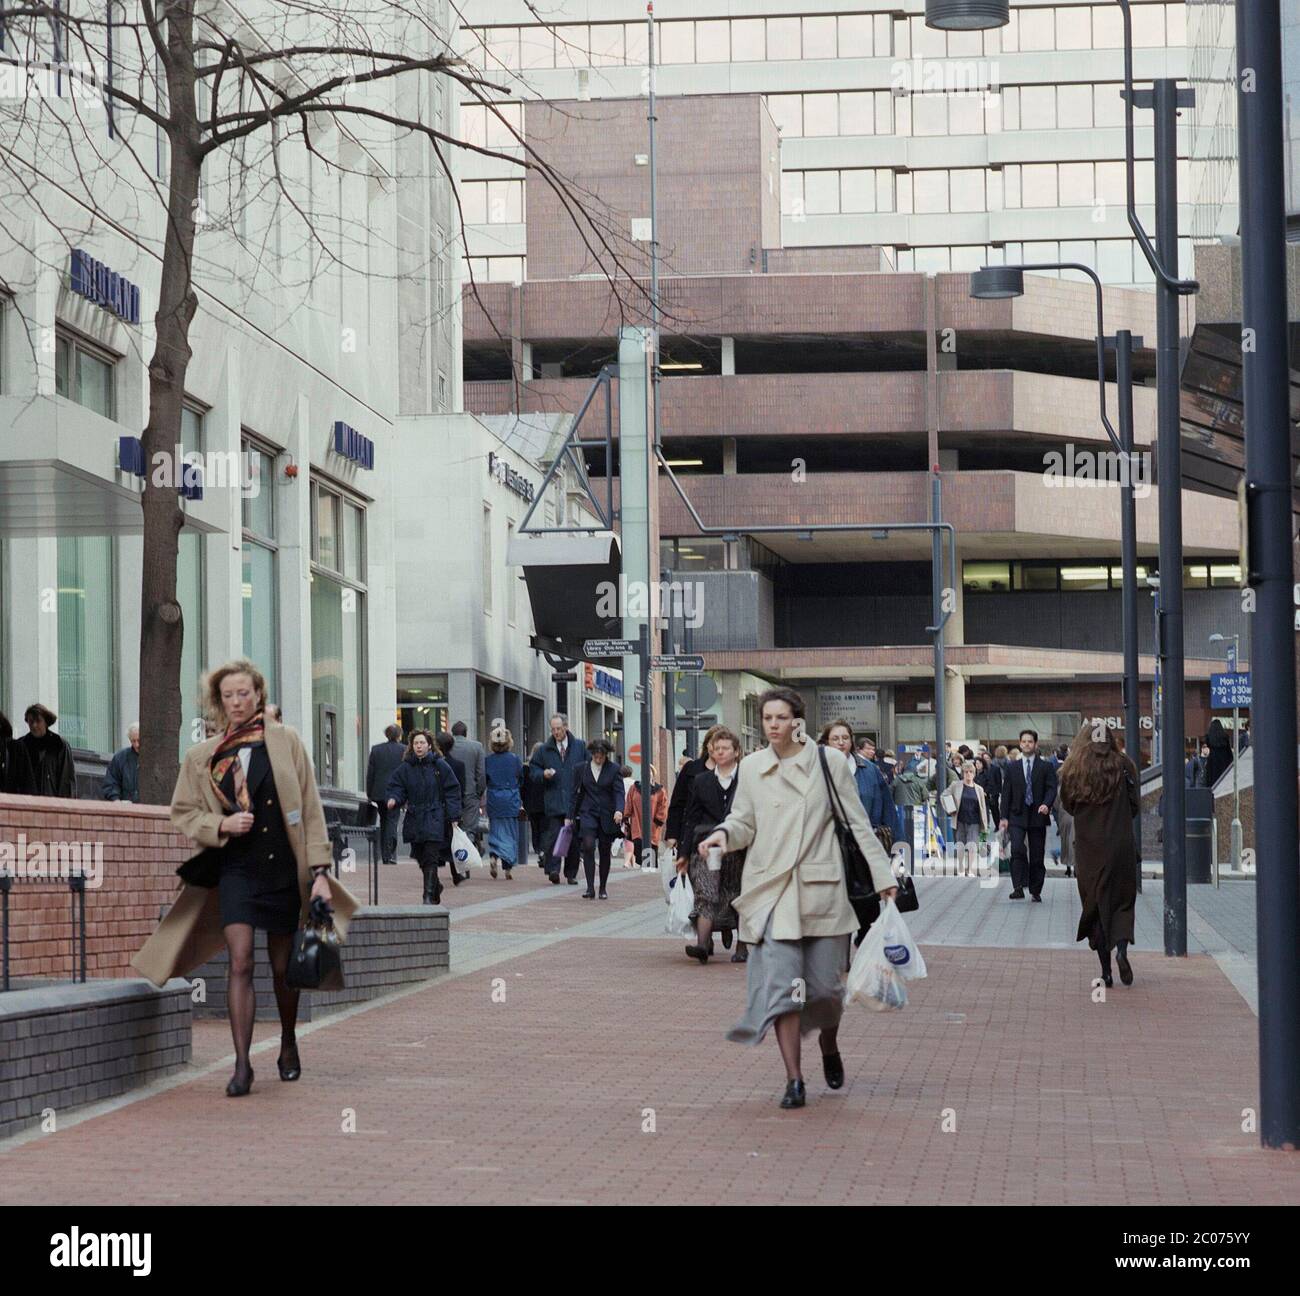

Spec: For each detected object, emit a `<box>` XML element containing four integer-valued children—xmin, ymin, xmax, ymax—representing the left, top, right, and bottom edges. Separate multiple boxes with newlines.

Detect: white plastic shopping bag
<box><xmin>450</xmin><ymin>825</ymin><xmax>483</xmax><ymax>871</ymax></box>
<box><xmin>845</xmin><ymin>898</ymin><xmax>927</xmax><ymax>1011</ymax></box>
<box><xmin>665</xmin><ymin>870</ymin><xmax>695</xmax><ymax>936</ymax></box>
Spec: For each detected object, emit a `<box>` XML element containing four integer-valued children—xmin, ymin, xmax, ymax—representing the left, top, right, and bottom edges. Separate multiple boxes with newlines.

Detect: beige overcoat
<box><xmin>720</xmin><ymin>738</ymin><xmax>896</xmax><ymax>945</ymax></box>
<box><xmin>944</xmin><ymin>778</ymin><xmax>992</xmax><ymax>831</ymax></box>
<box><xmin>131</xmin><ymin>722</ymin><xmax>360</xmax><ymax>987</ymax></box>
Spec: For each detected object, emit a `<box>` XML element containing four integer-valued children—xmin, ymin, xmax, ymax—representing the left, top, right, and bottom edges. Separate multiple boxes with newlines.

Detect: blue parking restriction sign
<box><xmin>1210</xmin><ymin>672</ymin><xmax>1251</xmax><ymax>709</ymax></box>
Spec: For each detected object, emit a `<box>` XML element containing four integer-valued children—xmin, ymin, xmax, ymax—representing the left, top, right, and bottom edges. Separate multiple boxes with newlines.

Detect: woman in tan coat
<box><xmin>698</xmin><ymin>687</ymin><xmax>897</xmax><ymax>1110</ymax></box>
<box><xmin>132</xmin><ymin>659</ymin><xmax>359</xmax><ymax>1097</ymax></box>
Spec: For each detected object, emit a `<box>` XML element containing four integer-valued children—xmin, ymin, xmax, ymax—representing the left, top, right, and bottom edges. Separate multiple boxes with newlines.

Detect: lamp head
<box><xmin>925</xmin><ymin>0</ymin><xmax>1010</xmax><ymax>31</ymax></box>
<box><xmin>970</xmin><ymin>266</ymin><xmax>1025</xmax><ymax>299</ymax></box>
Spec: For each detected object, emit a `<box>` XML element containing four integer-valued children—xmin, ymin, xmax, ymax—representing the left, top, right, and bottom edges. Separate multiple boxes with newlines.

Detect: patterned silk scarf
<box><xmin>209</xmin><ymin>713</ymin><xmax>266</xmax><ymax>813</ymax></box>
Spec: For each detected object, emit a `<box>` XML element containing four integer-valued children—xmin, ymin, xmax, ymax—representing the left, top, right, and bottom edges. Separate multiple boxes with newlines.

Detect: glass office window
<box><xmin>839</xmin><ymin>91</ymin><xmax>873</xmax><ymax>135</ymax></box>
<box><xmin>624</xmin><ymin>21</ymin><xmax>649</xmax><ymax>64</ymax></box>
<box><xmin>781</xmin><ymin>171</ymin><xmax>803</xmax><ymax>215</ymax></box>
<box><xmin>554</xmin><ymin>25</ymin><xmax>588</xmax><ymax>68</ymax></box>
<box><xmin>838</xmin><ymin>14</ymin><xmax>873</xmax><ymax>57</ymax></box>
<box><xmin>313</xmin><ymin>483</ymin><xmax>338</xmax><ymax>570</ymax></box>
<box><xmin>343</xmin><ymin>500</ymin><xmax>363</xmax><ymax>582</ymax></box>
<box><xmin>462</xmin><ymin>182</ymin><xmax>487</xmax><ymax>225</ymax></box>
<box><xmin>519</xmin><ymin>25</ymin><xmax>554</xmax><ymax>68</ymax></box>
<box><xmin>731</xmin><ymin>18</ymin><xmax>765</xmax><ymax>61</ymax></box>
<box><xmin>802</xmin><ymin>15</ymin><xmax>836</xmax><ymax>59</ymax></box>
<box><xmin>912</xmin><ymin>95</ymin><xmax>949</xmax><ymax>137</ymax></box>
<box><xmin>484</xmin><ymin>27</ymin><xmax>519</xmax><ymax>70</ymax></box>
<box><xmin>57</xmin><ymin>535</ymin><xmax>114</xmax><ymax>753</ymax></box>
<box><xmin>1131</xmin><ymin>3</ymin><xmax>1166</xmax><ymax>45</ymax></box>
<box><xmin>914</xmin><ymin>170</ymin><xmax>950</xmax><ymax>213</ymax></box>
<box><xmin>1059</xmin><ymin>162</ymin><xmax>1095</xmax><ymax>206</ymax></box>
<box><xmin>841</xmin><ymin>169</ymin><xmax>875</xmax><ymax>213</ymax></box>
<box><xmin>1055</xmin><ymin>6</ymin><xmax>1091</xmax><ymax>49</ymax></box>
<box><xmin>803</xmin><ymin>93</ymin><xmax>837</xmax><ymax>136</ymax></box>
<box><xmin>1092</xmin><ymin>5</ymin><xmax>1123</xmax><ymax>47</ymax></box>
<box><xmin>1020</xmin><ymin>85</ymin><xmax>1057</xmax><ymax>129</ymax></box>
<box><xmin>767</xmin><ymin>17</ymin><xmax>801</xmax><ymax>60</ymax></box>
<box><xmin>804</xmin><ymin>171</ymin><xmax>839</xmax><ymax>214</ymax></box>
<box><xmin>767</xmin><ymin>93</ymin><xmax>802</xmax><ymax>137</ymax></box>
<box><xmin>1209</xmin><ymin>563</ymin><xmax>1242</xmax><ymax>587</ymax></box>
<box><xmin>1058</xmin><ymin>83</ymin><xmax>1093</xmax><ymax>127</ymax></box>
<box><xmin>659</xmin><ymin>21</ymin><xmax>693</xmax><ymax>64</ymax></box>
<box><xmin>311</xmin><ymin>575</ymin><xmax>365</xmax><ymax>790</ymax></box>
<box><xmin>950</xmin><ymin>169</ymin><xmax>985</xmax><ymax>212</ymax></box>
<box><xmin>695</xmin><ymin>19</ymin><xmax>729</xmax><ymax>62</ymax></box>
<box><xmin>1022</xmin><ymin>163</ymin><xmax>1059</xmax><ymax>207</ymax></box>
<box><xmin>1061</xmin><ymin>565</ymin><xmax>1110</xmax><ymax>592</ymax></box>
<box><xmin>1018</xmin><ymin>7</ymin><xmax>1055</xmax><ymax>50</ymax></box>
<box><xmin>55</xmin><ymin>333</ymin><xmax>115</xmax><ymax>418</ymax></box>
<box><xmin>1094</xmin><ymin>83</ymin><xmax>1126</xmax><ymax>126</ymax></box>
<box><xmin>589</xmin><ymin>23</ymin><xmax>623</xmax><ymax>65</ymax></box>
<box><xmin>964</xmin><ymin>561</ymin><xmax>1012</xmax><ymax>592</ymax></box>
<box><xmin>242</xmin><ymin>442</ymin><xmax>274</xmax><ymax>538</ymax></box>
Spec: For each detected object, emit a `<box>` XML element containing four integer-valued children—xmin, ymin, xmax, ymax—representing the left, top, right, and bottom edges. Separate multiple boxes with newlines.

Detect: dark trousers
<box><xmin>529</xmin><ymin>812</ymin><xmax>547</xmax><ymax>863</ymax></box>
<box><xmin>541</xmin><ymin>814</ymin><xmax>580</xmax><ymax>880</ymax></box>
<box><xmin>1009</xmin><ymin>823</ymin><xmax>1047</xmax><ymax>896</ymax></box>
<box><xmin>581</xmin><ymin>830</ymin><xmax>614</xmax><ymax>892</ymax></box>
<box><xmin>377</xmin><ymin>806</ymin><xmax>399</xmax><ymax>863</ymax></box>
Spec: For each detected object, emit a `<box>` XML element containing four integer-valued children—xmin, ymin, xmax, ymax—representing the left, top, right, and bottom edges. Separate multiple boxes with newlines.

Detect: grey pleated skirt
<box><xmin>726</xmin><ymin>911</ymin><xmax>850</xmax><ymax>1045</ymax></box>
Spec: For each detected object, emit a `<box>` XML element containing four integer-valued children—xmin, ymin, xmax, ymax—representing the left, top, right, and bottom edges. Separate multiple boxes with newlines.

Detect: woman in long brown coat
<box><xmin>1057</xmin><ymin>722</ymin><xmax>1140</xmax><ymax>988</ymax></box>
<box><xmin>133</xmin><ymin>659</ymin><xmax>359</xmax><ymax>1097</ymax></box>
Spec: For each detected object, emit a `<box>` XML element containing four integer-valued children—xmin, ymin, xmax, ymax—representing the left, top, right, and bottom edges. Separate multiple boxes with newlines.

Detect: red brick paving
<box><xmin>1</xmin><ymin>885</ymin><xmax>1295</xmax><ymax>1203</ymax></box>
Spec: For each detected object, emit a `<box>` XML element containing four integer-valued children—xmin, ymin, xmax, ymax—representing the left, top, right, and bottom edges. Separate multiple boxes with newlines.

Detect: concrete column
<box><xmin>721</xmin><ymin>336</ymin><xmax>735</xmax><ymax>376</ymax></box>
<box><xmin>448</xmin><ymin>669</ymin><xmax>475</xmax><ymax>735</ymax></box>
<box><xmin>521</xmin><ymin>341</ymin><xmax>533</xmax><ymax>381</ymax></box>
<box><xmin>279</xmin><ymin>394</ymin><xmax>314</xmax><ymax>753</ymax></box>
<box><xmin>943</xmin><ymin>576</ymin><xmax>968</xmax><ymax>741</ymax></box>
<box><xmin>722</xmin><ymin>437</ymin><xmax>738</xmax><ymax>475</ymax></box>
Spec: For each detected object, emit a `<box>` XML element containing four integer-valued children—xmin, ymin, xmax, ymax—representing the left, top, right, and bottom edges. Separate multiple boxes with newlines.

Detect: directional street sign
<box><xmin>1210</xmin><ymin>672</ymin><xmax>1251</xmax><ymax>709</ymax></box>
<box><xmin>582</xmin><ymin>638</ymin><xmax>638</xmax><ymax>657</ymax></box>
<box><xmin>651</xmin><ymin>653</ymin><xmax>705</xmax><ymax>672</ymax></box>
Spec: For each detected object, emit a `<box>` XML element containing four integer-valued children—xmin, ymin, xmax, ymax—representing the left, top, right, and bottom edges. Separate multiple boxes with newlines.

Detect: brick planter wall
<box><xmin>0</xmin><ymin>795</ymin><xmax>188</xmax><ymax>981</ymax></box>
<box><xmin>190</xmin><ymin>906</ymin><xmax>448</xmax><ymax>1022</ymax></box>
<box><xmin>0</xmin><ymin>978</ymin><xmax>191</xmax><ymax>1139</ymax></box>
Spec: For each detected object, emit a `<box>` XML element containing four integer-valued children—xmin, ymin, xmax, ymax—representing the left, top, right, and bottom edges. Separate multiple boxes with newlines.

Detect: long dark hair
<box><xmin>1058</xmin><ymin>721</ymin><xmax>1135</xmax><ymax>806</ymax></box>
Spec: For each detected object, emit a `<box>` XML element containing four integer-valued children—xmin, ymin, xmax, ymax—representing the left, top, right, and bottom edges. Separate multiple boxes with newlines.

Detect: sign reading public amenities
<box><xmin>1210</xmin><ymin>672</ymin><xmax>1252</xmax><ymax>709</ymax></box>
<box><xmin>583</xmin><ymin>638</ymin><xmax>638</xmax><ymax>657</ymax></box>
<box><xmin>70</xmin><ymin>249</ymin><xmax>141</xmax><ymax>324</ymax></box>
<box><xmin>651</xmin><ymin>654</ymin><xmax>705</xmax><ymax>672</ymax></box>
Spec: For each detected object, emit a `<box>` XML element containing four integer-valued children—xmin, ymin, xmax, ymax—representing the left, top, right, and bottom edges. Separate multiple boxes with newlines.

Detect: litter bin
<box><xmin>1185</xmin><ymin>786</ymin><xmax>1213</xmax><ymax>884</ymax></box>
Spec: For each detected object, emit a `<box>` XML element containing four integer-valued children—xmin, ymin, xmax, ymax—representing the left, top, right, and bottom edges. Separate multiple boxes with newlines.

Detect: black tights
<box><xmin>224</xmin><ymin>924</ymin><xmax>299</xmax><ymax>1079</ymax></box>
<box><xmin>581</xmin><ymin>832</ymin><xmax>613</xmax><ymax>892</ymax></box>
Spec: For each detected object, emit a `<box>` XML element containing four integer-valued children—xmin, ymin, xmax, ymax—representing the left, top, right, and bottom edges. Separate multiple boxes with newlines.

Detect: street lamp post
<box><xmin>970</xmin><ymin>265</ymin><xmax>1143</xmax><ymax>860</ymax></box>
<box><xmin>1209</xmin><ymin>632</ymin><xmax>1244</xmax><ymax>874</ymax></box>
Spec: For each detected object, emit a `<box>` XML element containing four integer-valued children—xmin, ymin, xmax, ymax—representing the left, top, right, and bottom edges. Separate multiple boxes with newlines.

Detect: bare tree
<box><xmin>0</xmin><ymin>0</ymin><xmax>652</xmax><ymax>800</ymax></box>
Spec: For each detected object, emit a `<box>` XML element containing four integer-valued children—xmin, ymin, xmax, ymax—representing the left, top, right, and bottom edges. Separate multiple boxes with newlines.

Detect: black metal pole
<box><xmin>639</xmin><ymin>622</ymin><xmax>654</xmax><ymax>867</ymax></box>
<box><xmin>931</xmin><ymin>471</ymin><xmax>946</xmax><ymax>801</ymax></box>
<box><xmin>1116</xmin><ymin>328</ymin><xmax>1143</xmax><ymax>893</ymax></box>
<box><xmin>1236</xmin><ymin>0</ymin><xmax>1300</xmax><ymax>1150</ymax></box>
<box><xmin>1153</xmin><ymin>77</ymin><xmax>1186</xmax><ymax>957</ymax></box>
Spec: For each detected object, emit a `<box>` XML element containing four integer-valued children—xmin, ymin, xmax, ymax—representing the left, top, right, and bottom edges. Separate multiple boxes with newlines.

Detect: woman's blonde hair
<box><xmin>490</xmin><ymin>728</ymin><xmax>514</xmax><ymax>753</ymax></box>
<box><xmin>204</xmin><ymin>659</ymin><xmax>268</xmax><ymax>722</ymax></box>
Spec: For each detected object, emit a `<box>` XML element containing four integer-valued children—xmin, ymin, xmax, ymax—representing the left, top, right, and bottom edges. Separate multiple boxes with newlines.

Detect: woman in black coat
<box><xmin>566</xmin><ymin>738</ymin><xmax>624</xmax><ymax>899</ymax></box>
<box><xmin>522</xmin><ymin>742</ymin><xmax>548</xmax><ymax>866</ymax></box>
<box><xmin>0</xmin><ymin>711</ymin><xmax>35</xmax><ymax>795</ymax></box>
<box><xmin>1058</xmin><ymin>722</ymin><xmax>1140</xmax><ymax>988</ymax></box>
<box><xmin>666</xmin><ymin>725</ymin><xmax>723</xmax><ymax>864</ymax></box>
<box><xmin>386</xmin><ymin>731</ymin><xmax>463</xmax><ymax>904</ymax></box>
<box><xmin>679</xmin><ymin>727</ymin><xmax>747</xmax><ymax>963</ymax></box>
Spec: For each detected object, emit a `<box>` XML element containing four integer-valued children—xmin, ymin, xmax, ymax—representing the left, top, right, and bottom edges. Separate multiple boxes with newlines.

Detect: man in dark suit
<box><xmin>366</xmin><ymin>724</ymin><xmax>407</xmax><ymax>863</ymax></box>
<box><xmin>998</xmin><ymin>727</ymin><xmax>1057</xmax><ymax>902</ymax></box>
<box><xmin>529</xmin><ymin>712</ymin><xmax>587</xmax><ymax>884</ymax></box>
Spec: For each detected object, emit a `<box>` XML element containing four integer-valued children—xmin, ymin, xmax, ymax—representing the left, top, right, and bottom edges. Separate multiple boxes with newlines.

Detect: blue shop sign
<box><xmin>117</xmin><ymin>436</ymin><xmax>204</xmax><ymax>500</ymax></box>
<box><xmin>593</xmin><ymin>668</ymin><xmax>623</xmax><ymax>698</ymax></box>
<box><xmin>70</xmin><ymin>249</ymin><xmax>141</xmax><ymax>324</ymax></box>
<box><xmin>333</xmin><ymin>420</ymin><xmax>374</xmax><ymax>470</ymax></box>
<box><xmin>1210</xmin><ymin>672</ymin><xmax>1251</xmax><ymax>709</ymax></box>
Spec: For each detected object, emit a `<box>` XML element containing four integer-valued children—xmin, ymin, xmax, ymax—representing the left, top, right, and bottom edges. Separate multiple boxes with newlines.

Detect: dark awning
<box><xmin>506</xmin><ymin>530</ymin><xmax>622</xmax><ymax>648</ymax></box>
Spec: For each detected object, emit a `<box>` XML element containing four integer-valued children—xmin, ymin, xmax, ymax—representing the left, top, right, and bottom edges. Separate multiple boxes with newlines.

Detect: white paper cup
<box><xmin>707</xmin><ymin>846</ymin><xmax>723</xmax><ymax>871</ymax></box>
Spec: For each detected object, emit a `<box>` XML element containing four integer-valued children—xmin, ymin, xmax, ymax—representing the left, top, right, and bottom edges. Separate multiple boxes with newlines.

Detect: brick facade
<box><xmin>0</xmin><ymin>796</ymin><xmax>187</xmax><ymax>982</ymax></box>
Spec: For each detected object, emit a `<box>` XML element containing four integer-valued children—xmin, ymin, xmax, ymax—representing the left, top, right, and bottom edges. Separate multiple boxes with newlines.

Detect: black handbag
<box><xmin>817</xmin><ymin>746</ymin><xmax>919</xmax><ymax>919</ymax></box>
<box><xmin>176</xmin><ymin>846</ymin><xmax>224</xmax><ymax>888</ymax></box>
<box><xmin>286</xmin><ymin>897</ymin><xmax>345</xmax><ymax>991</ymax></box>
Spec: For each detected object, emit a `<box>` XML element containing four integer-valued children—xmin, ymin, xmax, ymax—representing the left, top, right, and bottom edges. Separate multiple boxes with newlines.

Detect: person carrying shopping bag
<box><xmin>697</xmin><ymin>687</ymin><xmax>896</xmax><ymax>1111</ymax></box>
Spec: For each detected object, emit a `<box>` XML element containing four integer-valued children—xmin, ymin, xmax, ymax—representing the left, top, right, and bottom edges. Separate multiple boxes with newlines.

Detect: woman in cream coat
<box><xmin>943</xmin><ymin>760</ymin><xmax>992</xmax><ymax>877</ymax></box>
<box><xmin>132</xmin><ymin>659</ymin><xmax>360</xmax><ymax>1098</ymax></box>
<box><xmin>698</xmin><ymin>687</ymin><xmax>897</xmax><ymax>1110</ymax></box>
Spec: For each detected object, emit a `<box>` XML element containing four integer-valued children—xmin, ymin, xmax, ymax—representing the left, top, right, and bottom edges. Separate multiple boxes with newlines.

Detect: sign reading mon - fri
<box><xmin>651</xmin><ymin>654</ymin><xmax>705</xmax><ymax>673</ymax></box>
<box><xmin>1210</xmin><ymin>672</ymin><xmax>1251</xmax><ymax>709</ymax></box>
<box><xmin>582</xmin><ymin>638</ymin><xmax>638</xmax><ymax>657</ymax></box>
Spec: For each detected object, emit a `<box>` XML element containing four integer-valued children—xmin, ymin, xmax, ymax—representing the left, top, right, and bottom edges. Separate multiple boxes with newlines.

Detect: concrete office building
<box><xmin>0</xmin><ymin>1</ymin><xmax>461</xmax><ymax>804</ymax></box>
<box><xmin>457</xmin><ymin>0</ymin><xmax>1193</xmax><ymax>287</ymax></box>
<box><xmin>457</xmin><ymin>85</ymin><xmax>1244</xmax><ymax>760</ymax></box>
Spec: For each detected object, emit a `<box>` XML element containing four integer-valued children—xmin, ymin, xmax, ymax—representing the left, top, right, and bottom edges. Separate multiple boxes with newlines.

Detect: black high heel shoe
<box><xmin>779</xmin><ymin>1079</ymin><xmax>806</xmax><ymax>1109</ymax></box>
<box><xmin>821</xmin><ymin>1050</ymin><xmax>845</xmax><ymax>1090</ymax></box>
<box><xmin>277</xmin><ymin>1037</ymin><xmax>301</xmax><ymax>1082</ymax></box>
<box><xmin>226</xmin><ymin>1064</ymin><xmax>254</xmax><ymax>1098</ymax></box>
<box><xmin>1116</xmin><ymin>949</ymin><xmax>1134</xmax><ymax>986</ymax></box>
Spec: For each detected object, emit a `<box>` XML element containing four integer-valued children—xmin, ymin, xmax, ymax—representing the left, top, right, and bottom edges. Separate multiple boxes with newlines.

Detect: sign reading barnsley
<box><xmin>333</xmin><ymin>421</ymin><xmax>374</xmax><ymax>470</ymax></box>
<box><xmin>70</xmin><ymin>249</ymin><xmax>141</xmax><ymax>324</ymax></box>
<box><xmin>583</xmin><ymin>638</ymin><xmax>638</xmax><ymax>657</ymax></box>
<box><xmin>488</xmin><ymin>451</ymin><xmax>536</xmax><ymax>503</ymax></box>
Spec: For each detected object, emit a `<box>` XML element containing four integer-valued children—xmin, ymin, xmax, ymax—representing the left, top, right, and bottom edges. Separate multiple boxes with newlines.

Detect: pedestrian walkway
<box><xmin>0</xmin><ymin>869</ymin><xmax>1290</xmax><ymax>1206</ymax></box>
